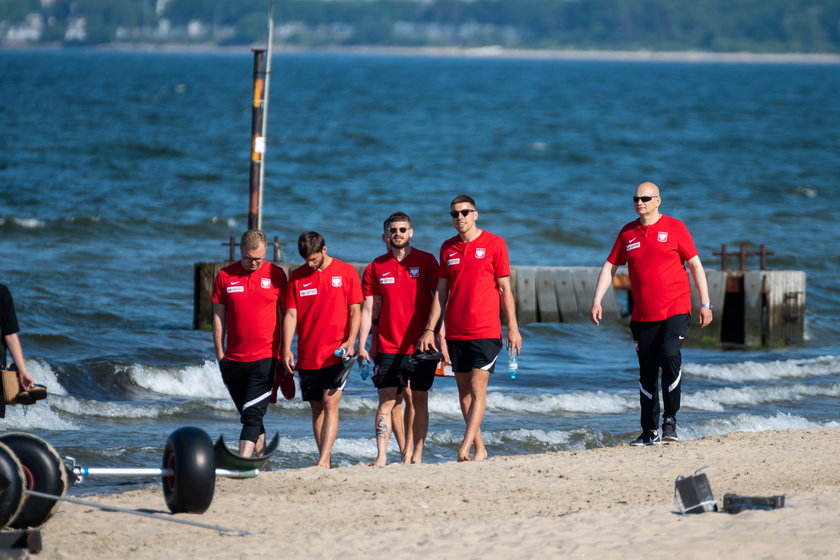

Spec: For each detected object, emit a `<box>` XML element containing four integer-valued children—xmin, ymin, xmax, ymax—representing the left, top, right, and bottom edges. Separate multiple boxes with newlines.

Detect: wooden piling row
<box><xmin>194</xmin><ymin>262</ymin><xmax>805</xmax><ymax>347</ymax></box>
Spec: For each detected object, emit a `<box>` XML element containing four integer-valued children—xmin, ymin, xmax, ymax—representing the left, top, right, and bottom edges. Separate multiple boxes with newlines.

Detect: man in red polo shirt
<box><xmin>212</xmin><ymin>230</ymin><xmax>287</xmax><ymax>457</ymax></box>
<box><xmin>282</xmin><ymin>231</ymin><xmax>363</xmax><ymax>469</ymax></box>
<box><xmin>591</xmin><ymin>182</ymin><xmax>713</xmax><ymax>446</ymax></box>
<box><xmin>418</xmin><ymin>194</ymin><xmax>522</xmax><ymax>462</ymax></box>
<box><xmin>358</xmin><ymin>211</ymin><xmax>440</xmax><ymax>465</ymax></box>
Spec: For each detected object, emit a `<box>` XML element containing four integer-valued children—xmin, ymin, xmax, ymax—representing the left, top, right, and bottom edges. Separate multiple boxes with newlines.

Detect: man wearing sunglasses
<box><xmin>590</xmin><ymin>182</ymin><xmax>713</xmax><ymax>446</ymax></box>
<box><xmin>358</xmin><ymin>212</ymin><xmax>441</xmax><ymax>465</ymax></box>
<box><xmin>212</xmin><ymin>229</ymin><xmax>288</xmax><ymax>458</ymax></box>
<box><xmin>418</xmin><ymin>194</ymin><xmax>522</xmax><ymax>462</ymax></box>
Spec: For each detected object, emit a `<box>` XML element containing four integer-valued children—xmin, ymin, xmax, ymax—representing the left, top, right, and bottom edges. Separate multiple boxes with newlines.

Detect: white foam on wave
<box><xmin>426</xmin><ymin>389</ymin><xmax>635</xmax><ymax>416</ymax></box>
<box><xmin>1</xmin><ymin>216</ymin><xmax>46</xmax><ymax>228</ymax></box>
<box><xmin>682</xmin><ymin>412</ymin><xmax>840</xmax><ymax>440</ymax></box>
<box><xmin>127</xmin><ymin>359</ymin><xmax>229</xmax><ymax>398</ymax></box>
<box><xmin>684</xmin><ymin>383</ymin><xmax>840</xmax><ymax>412</ymax></box>
<box><xmin>49</xmin><ymin>396</ymin><xmax>185</xmax><ymax>419</ymax></box>
<box><xmin>27</xmin><ymin>359</ymin><xmax>69</xmax><ymax>396</ymax></box>
<box><xmin>0</xmin><ymin>402</ymin><xmax>78</xmax><ymax>431</ymax></box>
<box><xmin>685</xmin><ymin>355</ymin><xmax>839</xmax><ymax>382</ymax></box>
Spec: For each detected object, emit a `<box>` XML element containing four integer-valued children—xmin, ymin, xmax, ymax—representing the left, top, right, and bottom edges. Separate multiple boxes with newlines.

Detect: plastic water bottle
<box><xmin>359</xmin><ymin>360</ymin><xmax>371</xmax><ymax>381</ymax></box>
<box><xmin>334</xmin><ymin>347</ymin><xmax>347</xmax><ymax>358</ymax></box>
<box><xmin>508</xmin><ymin>352</ymin><xmax>518</xmax><ymax>380</ymax></box>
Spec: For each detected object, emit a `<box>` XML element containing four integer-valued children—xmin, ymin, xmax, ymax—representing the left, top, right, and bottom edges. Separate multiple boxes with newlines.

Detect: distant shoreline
<box><xmin>5</xmin><ymin>42</ymin><xmax>840</xmax><ymax>64</ymax></box>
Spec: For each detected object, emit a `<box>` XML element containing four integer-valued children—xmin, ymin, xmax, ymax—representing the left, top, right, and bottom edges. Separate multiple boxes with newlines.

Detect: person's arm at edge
<box><xmin>339</xmin><ymin>303</ymin><xmax>362</xmax><ymax>357</ymax></box>
<box><xmin>281</xmin><ymin>307</ymin><xmax>297</xmax><ymax>373</ymax></box>
<box><xmin>212</xmin><ymin>302</ymin><xmax>226</xmax><ymax>361</ymax></box>
<box><xmin>418</xmin><ymin>277</ymin><xmax>448</xmax><ymax>352</ymax></box>
<box><xmin>497</xmin><ymin>275</ymin><xmax>522</xmax><ymax>354</ymax></box>
<box><xmin>358</xmin><ymin>295</ymin><xmax>381</xmax><ymax>363</ymax></box>
<box><xmin>590</xmin><ymin>261</ymin><xmax>618</xmax><ymax>326</ymax></box>
<box><xmin>5</xmin><ymin>333</ymin><xmax>34</xmax><ymax>390</ymax></box>
<box><xmin>686</xmin><ymin>255</ymin><xmax>713</xmax><ymax>328</ymax></box>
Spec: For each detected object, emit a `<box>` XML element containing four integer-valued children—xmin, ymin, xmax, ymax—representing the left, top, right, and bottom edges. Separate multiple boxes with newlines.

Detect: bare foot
<box><xmin>370</xmin><ymin>457</ymin><xmax>387</xmax><ymax>467</ymax></box>
<box><xmin>471</xmin><ymin>450</ymin><xmax>488</xmax><ymax>461</ymax></box>
<box><xmin>316</xmin><ymin>455</ymin><xmax>332</xmax><ymax>469</ymax></box>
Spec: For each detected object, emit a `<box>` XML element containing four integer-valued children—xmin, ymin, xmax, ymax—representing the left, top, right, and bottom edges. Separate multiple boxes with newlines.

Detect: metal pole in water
<box><xmin>256</xmin><ymin>0</ymin><xmax>276</xmax><ymax>232</ymax></box>
<box><xmin>248</xmin><ymin>49</ymin><xmax>266</xmax><ymax>230</ymax></box>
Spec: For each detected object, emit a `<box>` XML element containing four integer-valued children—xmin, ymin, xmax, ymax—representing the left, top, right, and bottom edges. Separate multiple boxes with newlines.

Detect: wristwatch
<box><xmin>700</xmin><ymin>303</ymin><xmax>713</xmax><ymax>310</ymax></box>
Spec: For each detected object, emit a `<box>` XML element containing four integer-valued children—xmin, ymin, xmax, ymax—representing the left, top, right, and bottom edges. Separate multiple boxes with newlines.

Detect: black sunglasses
<box><xmin>389</xmin><ymin>227</ymin><xmax>408</xmax><ymax>234</ymax></box>
<box><xmin>450</xmin><ymin>209</ymin><xmax>475</xmax><ymax>218</ymax></box>
<box><xmin>633</xmin><ymin>195</ymin><xmax>658</xmax><ymax>203</ymax></box>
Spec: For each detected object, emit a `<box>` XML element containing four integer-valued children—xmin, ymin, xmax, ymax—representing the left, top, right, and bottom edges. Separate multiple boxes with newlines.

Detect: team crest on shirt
<box><xmin>475</xmin><ymin>248</ymin><xmax>486</xmax><ymax>259</ymax></box>
<box><xmin>409</xmin><ymin>267</ymin><xmax>420</xmax><ymax>278</ymax></box>
<box><xmin>332</xmin><ymin>276</ymin><xmax>343</xmax><ymax>287</ymax></box>
<box><xmin>657</xmin><ymin>232</ymin><xmax>669</xmax><ymax>242</ymax></box>
<box><xmin>261</xmin><ymin>278</ymin><xmax>271</xmax><ymax>289</ymax></box>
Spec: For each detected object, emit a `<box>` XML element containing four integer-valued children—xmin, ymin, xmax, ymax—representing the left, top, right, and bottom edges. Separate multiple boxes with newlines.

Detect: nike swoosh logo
<box><xmin>303</xmin><ymin>282</ymin><xmax>312</xmax><ymax>287</ymax></box>
<box><xmin>629</xmin><ymin>238</ymin><xmax>637</xmax><ymax>243</ymax></box>
<box><xmin>230</xmin><ymin>281</ymin><xmax>241</xmax><ymax>285</ymax></box>
<box><xmin>381</xmin><ymin>272</ymin><xmax>391</xmax><ymax>277</ymax></box>
<box><xmin>678</xmin><ymin>336</ymin><xmax>685</xmax><ymax>340</ymax></box>
<box><xmin>448</xmin><ymin>253</ymin><xmax>457</xmax><ymax>257</ymax></box>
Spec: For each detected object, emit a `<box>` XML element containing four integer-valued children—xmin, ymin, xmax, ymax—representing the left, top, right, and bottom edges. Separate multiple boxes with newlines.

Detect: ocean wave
<box><xmin>27</xmin><ymin>359</ymin><xmax>69</xmax><ymax>396</ymax></box>
<box><xmin>126</xmin><ymin>360</ymin><xmax>230</xmax><ymax>398</ymax></box>
<box><xmin>0</xmin><ymin>403</ymin><xmax>78</xmax><ymax>431</ymax></box>
<box><xmin>0</xmin><ymin>216</ymin><xmax>46</xmax><ymax>229</ymax></box>
<box><xmin>684</xmin><ymin>355</ymin><xmax>839</xmax><ymax>382</ymax></box>
<box><xmin>684</xmin><ymin>383</ymin><xmax>840</xmax><ymax>411</ymax></box>
<box><xmin>683</xmin><ymin>412</ymin><xmax>840</xmax><ymax>440</ymax></box>
<box><xmin>49</xmin><ymin>396</ymin><xmax>189</xmax><ymax>419</ymax></box>
<box><xmin>426</xmin><ymin>389</ymin><xmax>636</xmax><ymax>416</ymax></box>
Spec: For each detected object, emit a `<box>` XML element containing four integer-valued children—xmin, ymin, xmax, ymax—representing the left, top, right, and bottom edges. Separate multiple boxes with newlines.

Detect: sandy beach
<box><xmin>34</xmin><ymin>428</ymin><xmax>839</xmax><ymax>559</ymax></box>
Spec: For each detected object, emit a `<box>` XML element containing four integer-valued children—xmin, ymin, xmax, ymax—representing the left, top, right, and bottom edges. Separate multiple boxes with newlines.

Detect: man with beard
<box><xmin>359</xmin><ymin>212</ymin><xmax>441</xmax><ymax>465</ymax></box>
<box><xmin>282</xmin><ymin>231</ymin><xmax>363</xmax><ymax>468</ymax></box>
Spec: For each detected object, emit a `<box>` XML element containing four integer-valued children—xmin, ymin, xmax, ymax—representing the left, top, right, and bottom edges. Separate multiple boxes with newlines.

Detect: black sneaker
<box><xmin>662</xmin><ymin>417</ymin><xmax>678</xmax><ymax>442</ymax></box>
<box><xmin>630</xmin><ymin>430</ymin><xmax>662</xmax><ymax>446</ymax></box>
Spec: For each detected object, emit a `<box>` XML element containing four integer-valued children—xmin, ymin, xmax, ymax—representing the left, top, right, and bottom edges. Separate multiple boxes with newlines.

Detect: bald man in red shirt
<box><xmin>591</xmin><ymin>182</ymin><xmax>713</xmax><ymax>446</ymax></box>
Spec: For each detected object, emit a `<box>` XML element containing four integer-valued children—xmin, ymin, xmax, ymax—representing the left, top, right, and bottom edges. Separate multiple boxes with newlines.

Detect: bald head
<box><xmin>635</xmin><ymin>182</ymin><xmax>660</xmax><ymax>197</ymax></box>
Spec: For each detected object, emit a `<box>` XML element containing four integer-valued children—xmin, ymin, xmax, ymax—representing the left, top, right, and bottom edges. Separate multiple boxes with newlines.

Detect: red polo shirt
<box><xmin>285</xmin><ymin>258</ymin><xmax>363</xmax><ymax>370</ymax></box>
<box><xmin>438</xmin><ymin>230</ymin><xmax>511</xmax><ymax>340</ymax></box>
<box><xmin>607</xmin><ymin>214</ymin><xmax>698</xmax><ymax>322</ymax></box>
<box><xmin>212</xmin><ymin>261</ymin><xmax>287</xmax><ymax>362</ymax></box>
<box><xmin>362</xmin><ymin>248</ymin><xmax>439</xmax><ymax>354</ymax></box>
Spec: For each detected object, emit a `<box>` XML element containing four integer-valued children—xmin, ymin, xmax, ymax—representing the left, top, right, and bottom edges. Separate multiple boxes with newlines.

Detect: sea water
<box><xmin>1</xmin><ymin>49</ymin><xmax>838</xmax><ymax>495</ymax></box>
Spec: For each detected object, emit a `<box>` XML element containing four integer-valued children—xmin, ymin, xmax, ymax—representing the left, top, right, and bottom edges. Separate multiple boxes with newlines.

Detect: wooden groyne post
<box><xmin>193</xmin><ymin>244</ymin><xmax>805</xmax><ymax>347</ymax></box>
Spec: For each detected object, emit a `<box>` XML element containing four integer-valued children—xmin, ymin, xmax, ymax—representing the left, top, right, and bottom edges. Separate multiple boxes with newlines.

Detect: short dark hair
<box><xmin>450</xmin><ymin>194</ymin><xmax>476</xmax><ymax>209</ymax></box>
<box><xmin>297</xmin><ymin>231</ymin><xmax>325</xmax><ymax>259</ymax></box>
<box><xmin>383</xmin><ymin>211</ymin><xmax>411</xmax><ymax>231</ymax></box>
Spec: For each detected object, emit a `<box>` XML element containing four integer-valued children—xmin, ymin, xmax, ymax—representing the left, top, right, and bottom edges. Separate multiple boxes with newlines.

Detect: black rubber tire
<box><xmin>0</xmin><ymin>442</ymin><xmax>25</xmax><ymax>530</ymax></box>
<box><xmin>0</xmin><ymin>432</ymin><xmax>68</xmax><ymax>529</ymax></box>
<box><xmin>161</xmin><ymin>426</ymin><xmax>215</xmax><ymax>514</ymax></box>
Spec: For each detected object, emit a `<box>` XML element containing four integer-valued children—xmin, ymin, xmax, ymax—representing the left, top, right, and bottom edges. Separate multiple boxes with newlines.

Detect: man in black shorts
<box><xmin>418</xmin><ymin>195</ymin><xmax>522</xmax><ymax>462</ymax></box>
<box><xmin>212</xmin><ymin>230</ymin><xmax>287</xmax><ymax>457</ymax></box>
<box><xmin>359</xmin><ymin>212</ymin><xmax>441</xmax><ymax>465</ymax></box>
<box><xmin>282</xmin><ymin>232</ymin><xmax>363</xmax><ymax>468</ymax></box>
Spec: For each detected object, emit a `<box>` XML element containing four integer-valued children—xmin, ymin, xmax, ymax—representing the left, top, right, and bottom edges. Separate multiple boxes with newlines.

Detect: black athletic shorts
<box><xmin>299</xmin><ymin>363</ymin><xmax>346</xmax><ymax>402</ymax></box>
<box><xmin>447</xmin><ymin>338</ymin><xmax>503</xmax><ymax>374</ymax></box>
<box><xmin>373</xmin><ymin>353</ymin><xmax>436</xmax><ymax>393</ymax></box>
<box><xmin>218</xmin><ymin>356</ymin><xmax>275</xmax><ymax>443</ymax></box>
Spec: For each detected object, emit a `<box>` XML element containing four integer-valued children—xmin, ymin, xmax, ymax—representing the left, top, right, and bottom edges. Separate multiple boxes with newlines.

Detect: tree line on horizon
<box><xmin>2</xmin><ymin>0</ymin><xmax>838</xmax><ymax>53</ymax></box>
